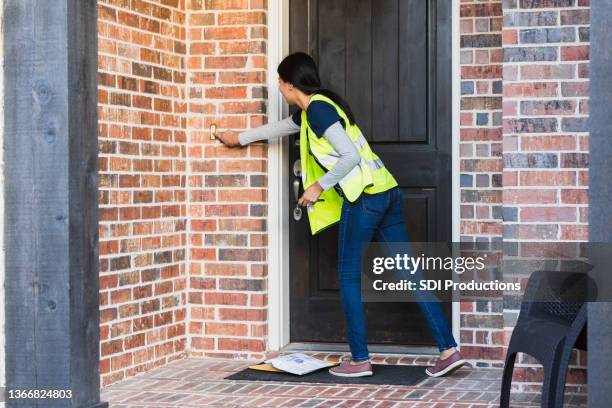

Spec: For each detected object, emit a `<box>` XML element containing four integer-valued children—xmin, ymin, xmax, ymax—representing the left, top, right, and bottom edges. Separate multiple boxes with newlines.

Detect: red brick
<box><xmin>219</xmin><ymin>71</ymin><xmax>265</xmax><ymax>84</ymax></box>
<box><xmin>461</xmin><ymin>65</ymin><xmax>503</xmax><ymax>80</ymax></box>
<box><xmin>512</xmin><ymin>367</ymin><xmax>544</xmax><ymax>383</ymax></box>
<box><xmin>502</xmin><ymin>29</ymin><xmax>517</xmax><ymax>45</ymax></box>
<box><xmin>250</xmin><ymin>0</ymin><xmax>267</xmax><ymax>9</ymax></box>
<box><xmin>251</xmin><ymin>55</ymin><xmax>267</xmax><ymax>68</ymax></box>
<box><xmin>117</xmin><ymin>11</ymin><xmax>139</xmax><ymax>28</ymax></box>
<box><xmin>219</xmin><ymin>101</ymin><xmax>266</xmax><ymax>114</ymax></box>
<box><xmin>562</xmin><ymin>81</ymin><xmax>589</xmax><ymax>97</ymax></box>
<box><xmin>460</xmin><ymin>302</ymin><xmax>474</xmax><ymax>313</ymax></box>
<box><xmin>98</xmin><ymin>5</ymin><xmax>117</xmax><ymax>22</ymax></box>
<box><xmin>459</xmin><ymin>345</ymin><xmax>504</xmax><ymax>360</ymax></box>
<box><xmin>219</xmin><ymin>160</ymin><xmax>266</xmax><ymax>173</ymax></box>
<box><xmin>460</xmin><ymin>3</ymin><xmax>502</xmax><ymax>18</ymax></box>
<box><xmin>204</xmin><ymin>263</ymin><xmax>247</xmax><ymax>276</ymax></box>
<box><xmin>219</xmin><ymin>41</ymin><xmax>266</xmax><ymax>54</ymax></box>
<box><xmin>520</xmin><ymin>207</ymin><xmax>576</xmax><ymax>222</ymax></box>
<box><xmin>218</xmin><ymin>248</ymin><xmax>266</xmax><ymax>262</ymax></box>
<box><xmin>205</xmin><ymin>56</ymin><xmax>248</xmax><ymax>69</ymax></box>
<box><xmin>521</xmin><ymin>135</ymin><xmax>576</xmax><ymax>151</ymax></box>
<box><xmin>218</xmin><ymin>219</ymin><xmax>266</xmax><ymax>231</ymax></box>
<box><xmin>520</xmin><ymin>171</ymin><xmax>576</xmax><ymax>186</ymax></box>
<box><xmin>502</xmin><ymin>171</ymin><xmax>518</xmax><ymax>187</ymax></box>
<box><xmin>560</xmin><ymin>225</ymin><xmax>588</xmax><ymax>240</ymax></box>
<box><xmin>190</xmin><ymin>42</ymin><xmax>215</xmax><ymax>54</ymax></box>
<box><xmin>218</xmin><ymin>189</ymin><xmax>267</xmax><ymax>202</ymax></box>
<box><xmin>460</xmin><ymin>113</ymin><xmax>473</xmax><ymax>127</ymax></box>
<box><xmin>460</xmin><ymin>221</ymin><xmax>503</xmax><ymax>235</ymax></box>
<box><xmin>204</xmin><ymin>292</ymin><xmax>248</xmax><ymax>306</ymax></box>
<box><xmin>503</xmin><ymin>189</ymin><xmax>557</xmax><ymax>204</ymax></box>
<box><xmin>218</xmin><ymin>11</ymin><xmax>266</xmax><ymax>25</ymax></box>
<box><xmin>460</xmin><ymin>159</ymin><xmax>502</xmax><ymax>172</ymax></box>
<box><xmin>191</xmin><ymin>337</ymin><xmax>215</xmax><ymax>350</ymax></box>
<box><xmin>516</xmin><ymin>224</ymin><xmax>559</xmax><ymax>240</ymax></box>
<box><xmin>250</xmin><ymin>26</ymin><xmax>267</xmax><ymax>39</ymax></box>
<box><xmin>461</xmin><ymin>128</ymin><xmax>503</xmax><ymax>142</ymax></box>
<box><xmin>204</xmin><ymin>204</ymin><xmax>249</xmax><ymax>217</ymax></box>
<box><xmin>191</xmin><ymin>248</ymin><xmax>216</xmax><ymax>261</ymax></box>
<box><xmin>189</xmin><ymin>13</ymin><xmax>215</xmax><ymax>26</ymax></box>
<box><xmin>504</xmin><ymin>82</ymin><xmax>558</xmax><ymax>98</ymax></box>
<box><xmin>191</xmin><ymin>220</ymin><xmax>217</xmax><ymax>232</ymax></box>
<box><xmin>503</xmin><ymin>101</ymin><xmax>517</xmax><ymax>116</ymax></box>
<box><xmin>204</xmin><ymin>27</ymin><xmax>248</xmax><ymax>40</ymax></box>
<box><xmin>560</xmin><ymin>189</ymin><xmax>588</xmax><ymax>204</ymax></box>
<box><xmin>561</xmin><ymin>45</ymin><xmax>589</xmax><ymax>61</ymax></box>
<box><xmin>578</xmin><ymin>170</ymin><xmax>588</xmax><ymax>186</ymax></box>
<box><xmin>124</xmin><ymin>333</ymin><xmax>145</xmax><ymax>350</ymax></box>
<box><xmin>205</xmin><ymin>0</ymin><xmax>248</xmax><ymax>9</ymax></box>
<box><xmin>250</xmin><ymin>293</ymin><xmax>267</xmax><ymax>307</ymax></box>
<box><xmin>218</xmin><ymin>338</ymin><xmax>265</xmax><ymax>352</ymax></box>
<box><xmin>205</xmin><ymin>322</ymin><xmax>248</xmax><ymax>336</ymax></box>
<box><xmin>205</xmin><ymin>86</ymin><xmax>248</xmax><ymax>99</ymax></box>
<box><xmin>520</xmin><ymin>64</ymin><xmax>575</xmax><ymax>80</ymax></box>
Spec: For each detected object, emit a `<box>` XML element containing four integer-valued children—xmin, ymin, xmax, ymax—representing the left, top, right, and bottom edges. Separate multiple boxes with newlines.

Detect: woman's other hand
<box><xmin>298</xmin><ymin>182</ymin><xmax>323</xmax><ymax>207</ymax></box>
<box><xmin>215</xmin><ymin>130</ymin><xmax>241</xmax><ymax>147</ymax></box>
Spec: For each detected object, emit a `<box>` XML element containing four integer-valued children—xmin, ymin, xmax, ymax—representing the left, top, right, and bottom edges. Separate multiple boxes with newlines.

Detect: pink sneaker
<box><xmin>425</xmin><ymin>350</ymin><xmax>466</xmax><ymax>377</ymax></box>
<box><xmin>329</xmin><ymin>357</ymin><xmax>373</xmax><ymax>377</ymax></box>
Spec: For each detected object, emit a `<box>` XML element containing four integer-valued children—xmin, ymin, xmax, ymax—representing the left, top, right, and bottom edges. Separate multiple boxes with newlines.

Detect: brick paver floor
<box><xmin>101</xmin><ymin>355</ymin><xmax>587</xmax><ymax>407</ymax></box>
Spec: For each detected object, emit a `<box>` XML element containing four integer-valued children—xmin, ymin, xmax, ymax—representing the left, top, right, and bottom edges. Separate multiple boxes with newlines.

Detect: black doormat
<box><xmin>225</xmin><ymin>364</ymin><xmax>430</xmax><ymax>385</ymax></box>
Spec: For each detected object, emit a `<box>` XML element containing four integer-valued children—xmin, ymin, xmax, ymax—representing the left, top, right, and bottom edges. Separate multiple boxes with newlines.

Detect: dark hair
<box><xmin>277</xmin><ymin>52</ymin><xmax>356</xmax><ymax>125</ymax></box>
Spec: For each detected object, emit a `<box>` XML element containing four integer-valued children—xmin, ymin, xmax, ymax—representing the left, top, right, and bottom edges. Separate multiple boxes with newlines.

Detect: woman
<box><xmin>215</xmin><ymin>52</ymin><xmax>466</xmax><ymax>378</ymax></box>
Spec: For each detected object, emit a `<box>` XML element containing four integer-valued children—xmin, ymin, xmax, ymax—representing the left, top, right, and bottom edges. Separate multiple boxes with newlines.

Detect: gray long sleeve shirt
<box><xmin>238</xmin><ymin>117</ymin><xmax>360</xmax><ymax>191</ymax></box>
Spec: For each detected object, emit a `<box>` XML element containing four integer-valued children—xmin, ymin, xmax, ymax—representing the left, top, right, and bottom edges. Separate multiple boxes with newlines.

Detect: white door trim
<box><xmin>266</xmin><ymin>0</ymin><xmax>461</xmax><ymax>352</ymax></box>
<box><xmin>451</xmin><ymin>0</ymin><xmax>461</xmax><ymax>348</ymax></box>
<box><xmin>266</xmin><ymin>0</ymin><xmax>291</xmax><ymax>351</ymax></box>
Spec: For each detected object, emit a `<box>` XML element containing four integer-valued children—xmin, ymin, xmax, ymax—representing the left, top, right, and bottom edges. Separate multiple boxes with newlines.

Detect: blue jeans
<box><xmin>337</xmin><ymin>185</ymin><xmax>457</xmax><ymax>361</ymax></box>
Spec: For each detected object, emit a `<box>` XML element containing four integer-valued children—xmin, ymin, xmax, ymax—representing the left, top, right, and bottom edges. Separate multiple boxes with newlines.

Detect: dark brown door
<box><xmin>289</xmin><ymin>0</ymin><xmax>452</xmax><ymax>347</ymax></box>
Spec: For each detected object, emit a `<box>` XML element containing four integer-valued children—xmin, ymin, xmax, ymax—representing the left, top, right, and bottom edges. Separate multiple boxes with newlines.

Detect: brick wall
<box><xmin>458</xmin><ymin>0</ymin><xmax>506</xmax><ymax>367</ymax></box>
<box><xmin>185</xmin><ymin>0</ymin><xmax>269</xmax><ymax>360</ymax></box>
<box><xmin>502</xmin><ymin>0</ymin><xmax>589</xmax><ymax>244</ymax></box>
<box><xmin>501</xmin><ymin>0</ymin><xmax>589</xmax><ymax>394</ymax></box>
<box><xmin>458</xmin><ymin>0</ymin><xmax>589</xmax><ymax>394</ymax></box>
<box><xmin>97</xmin><ymin>0</ymin><xmax>188</xmax><ymax>386</ymax></box>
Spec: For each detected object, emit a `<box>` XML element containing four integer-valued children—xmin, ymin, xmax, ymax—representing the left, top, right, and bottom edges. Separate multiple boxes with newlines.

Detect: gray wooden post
<box><xmin>3</xmin><ymin>1</ymin><xmax>107</xmax><ymax>407</ymax></box>
<box><xmin>588</xmin><ymin>1</ymin><xmax>612</xmax><ymax>407</ymax></box>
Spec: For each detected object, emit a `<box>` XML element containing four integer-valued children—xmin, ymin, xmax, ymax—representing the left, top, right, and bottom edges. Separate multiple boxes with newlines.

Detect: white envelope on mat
<box><xmin>264</xmin><ymin>353</ymin><xmax>335</xmax><ymax>375</ymax></box>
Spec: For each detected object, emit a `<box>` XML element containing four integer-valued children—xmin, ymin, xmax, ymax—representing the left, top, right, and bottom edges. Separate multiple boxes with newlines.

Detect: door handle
<box><xmin>293</xmin><ymin>179</ymin><xmax>300</xmax><ymax>201</ymax></box>
<box><xmin>210</xmin><ymin>123</ymin><xmax>218</xmax><ymax>140</ymax></box>
<box><xmin>293</xmin><ymin>160</ymin><xmax>301</xmax><ymax>177</ymax></box>
<box><xmin>293</xmin><ymin>179</ymin><xmax>302</xmax><ymax>221</ymax></box>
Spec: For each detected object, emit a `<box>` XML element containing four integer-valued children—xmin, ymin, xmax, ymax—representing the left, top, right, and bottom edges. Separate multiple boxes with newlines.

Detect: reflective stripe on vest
<box><xmin>369</xmin><ymin>158</ymin><xmax>384</xmax><ymax>171</ymax></box>
<box><xmin>313</xmin><ymin>138</ymin><xmax>383</xmax><ymax>172</ymax></box>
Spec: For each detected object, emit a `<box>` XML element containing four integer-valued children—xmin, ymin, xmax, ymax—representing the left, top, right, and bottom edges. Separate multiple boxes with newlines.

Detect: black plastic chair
<box><xmin>500</xmin><ymin>270</ymin><xmax>589</xmax><ymax>408</ymax></box>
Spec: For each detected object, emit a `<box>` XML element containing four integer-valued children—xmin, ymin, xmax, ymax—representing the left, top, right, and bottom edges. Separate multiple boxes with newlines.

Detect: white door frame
<box><xmin>266</xmin><ymin>0</ymin><xmax>461</xmax><ymax>352</ymax></box>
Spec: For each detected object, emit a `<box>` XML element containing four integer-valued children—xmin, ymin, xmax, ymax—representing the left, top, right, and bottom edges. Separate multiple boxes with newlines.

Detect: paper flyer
<box><xmin>261</xmin><ymin>353</ymin><xmax>336</xmax><ymax>376</ymax></box>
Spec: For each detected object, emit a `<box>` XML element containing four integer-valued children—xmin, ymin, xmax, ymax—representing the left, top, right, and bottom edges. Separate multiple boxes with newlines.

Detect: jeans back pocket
<box><xmin>361</xmin><ymin>191</ymin><xmax>388</xmax><ymax>215</ymax></box>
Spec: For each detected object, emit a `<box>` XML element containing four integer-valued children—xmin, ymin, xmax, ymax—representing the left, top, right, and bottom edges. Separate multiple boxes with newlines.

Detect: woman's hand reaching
<box><xmin>214</xmin><ymin>130</ymin><xmax>241</xmax><ymax>147</ymax></box>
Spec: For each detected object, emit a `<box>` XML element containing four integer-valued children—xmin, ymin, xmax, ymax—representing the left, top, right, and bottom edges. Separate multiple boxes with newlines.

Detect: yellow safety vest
<box><xmin>299</xmin><ymin>93</ymin><xmax>398</xmax><ymax>234</ymax></box>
